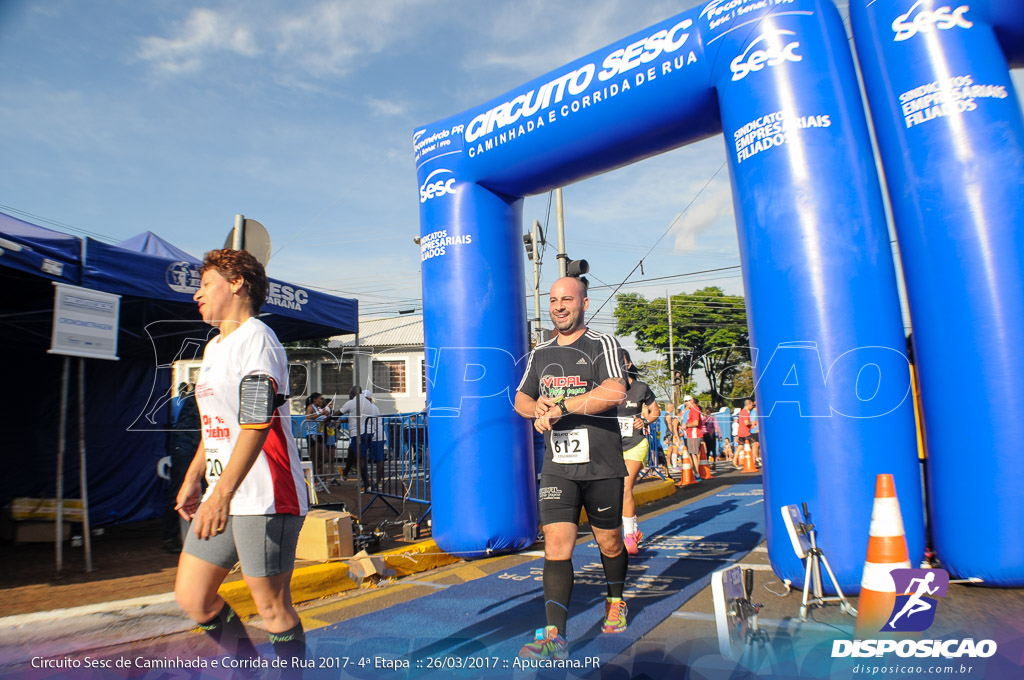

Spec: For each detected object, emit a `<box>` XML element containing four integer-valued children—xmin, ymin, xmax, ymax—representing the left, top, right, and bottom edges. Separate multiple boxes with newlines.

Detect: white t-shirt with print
<box><xmin>194</xmin><ymin>318</ymin><xmax>307</xmax><ymax>516</ymax></box>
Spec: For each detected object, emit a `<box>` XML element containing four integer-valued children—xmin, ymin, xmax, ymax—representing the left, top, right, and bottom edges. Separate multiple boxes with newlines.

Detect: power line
<box><xmin>586</xmin><ymin>161</ymin><xmax>728</xmax><ymax>322</ymax></box>
<box><xmin>0</xmin><ymin>203</ymin><xmax>119</xmax><ymax>243</ymax></box>
<box><xmin>586</xmin><ymin>265</ymin><xmax>741</xmax><ymax>290</ymax></box>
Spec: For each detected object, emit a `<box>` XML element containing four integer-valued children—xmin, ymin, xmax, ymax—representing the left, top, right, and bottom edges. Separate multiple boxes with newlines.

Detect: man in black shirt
<box><xmin>514</xmin><ymin>276</ymin><xmax>629</xmax><ymax>659</ymax></box>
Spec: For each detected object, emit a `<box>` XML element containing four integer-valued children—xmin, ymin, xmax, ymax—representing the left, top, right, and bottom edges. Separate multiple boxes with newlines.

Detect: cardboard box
<box><xmin>348</xmin><ymin>549</ymin><xmax>395</xmax><ymax>583</ymax></box>
<box><xmin>295</xmin><ymin>510</ymin><xmax>353</xmax><ymax>561</ymax></box>
<box><xmin>1</xmin><ymin>519</ymin><xmax>73</xmax><ymax>544</ymax></box>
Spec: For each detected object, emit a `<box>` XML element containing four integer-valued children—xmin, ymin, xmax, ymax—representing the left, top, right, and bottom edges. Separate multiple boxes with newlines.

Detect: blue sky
<box><xmin>1</xmin><ymin>0</ymin><xmax>1021</xmax><ymax>341</ymax></box>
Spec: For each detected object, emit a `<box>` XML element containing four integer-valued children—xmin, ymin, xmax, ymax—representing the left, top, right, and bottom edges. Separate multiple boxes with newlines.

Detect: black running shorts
<box><xmin>537</xmin><ymin>474</ymin><xmax>624</xmax><ymax>530</ymax></box>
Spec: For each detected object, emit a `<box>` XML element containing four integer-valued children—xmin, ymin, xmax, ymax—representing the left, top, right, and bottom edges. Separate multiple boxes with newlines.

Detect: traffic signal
<box><xmin>567</xmin><ymin>258</ymin><xmax>589</xmax><ymax>277</ymax></box>
<box><xmin>523</xmin><ymin>233</ymin><xmax>535</xmax><ymax>261</ymax></box>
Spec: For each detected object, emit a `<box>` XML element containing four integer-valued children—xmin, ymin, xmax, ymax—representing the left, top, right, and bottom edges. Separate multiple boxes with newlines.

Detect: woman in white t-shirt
<box><xmin>174</xmin><ymin>248</ymin><xmax>308</xmax><ymax>665</ymax></box>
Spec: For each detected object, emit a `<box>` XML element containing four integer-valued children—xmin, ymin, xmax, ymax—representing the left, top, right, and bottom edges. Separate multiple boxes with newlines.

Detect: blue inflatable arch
<box><xmin>852</xmin><ymin>0</ymin><xmax>1024</xmax><ymax>586</ymax></box>
<box><xmin>414</xmin><ymin>0</ymin><xmax>1021</xmax><ymax>589</ymax></box>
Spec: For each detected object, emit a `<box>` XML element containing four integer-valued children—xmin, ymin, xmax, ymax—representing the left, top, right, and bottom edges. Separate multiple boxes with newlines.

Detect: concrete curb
<box><xmin>220</xmin><ymin>539</ymin><xmax>460</xmax><ymax>617</ymax></box>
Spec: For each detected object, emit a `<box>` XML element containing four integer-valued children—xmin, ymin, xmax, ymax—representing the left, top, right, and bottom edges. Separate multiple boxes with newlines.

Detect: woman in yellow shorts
<box><xmin>616</xmin><ymin>350</ymin><xmax>660</xmax><ymax>555</ymax></box>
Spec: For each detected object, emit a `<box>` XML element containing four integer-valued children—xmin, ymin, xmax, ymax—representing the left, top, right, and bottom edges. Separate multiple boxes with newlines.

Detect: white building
<box><xmin>326</xmin><ymin>316</ymin><xmax>426</xmax><ymax>415</ymax></box>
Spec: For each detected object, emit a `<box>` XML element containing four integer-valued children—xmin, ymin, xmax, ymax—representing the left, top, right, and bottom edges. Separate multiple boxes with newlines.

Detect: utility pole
<box><xmin>556</xmin><ymin>188</ymin><xmax>567</xmax><ymax>278</ymax></box>
<box><xmin>232</xmin><ymin>214</ymin><xmax>244</xmax><ymax>249</ymax></box>
<box><xmin>531</xmin><ymin>219</ymin><xmax>544</xmax><ymax>346</ymax></box>
<box><xmin>667</xmin><ymin>289</ymin><xmax>677</xmax><ymax>404</ymax></box>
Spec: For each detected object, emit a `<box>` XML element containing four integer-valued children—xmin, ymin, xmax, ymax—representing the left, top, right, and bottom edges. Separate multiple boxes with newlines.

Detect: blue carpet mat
<box><xmin>305</xmin><ymin>478</ymin><xmax>764</xmax><ymax>678</ymax></box>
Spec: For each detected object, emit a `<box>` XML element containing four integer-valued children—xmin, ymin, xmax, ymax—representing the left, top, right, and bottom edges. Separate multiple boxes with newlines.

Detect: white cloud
<box><xmin>366</xmin><ymin>96</ymin><xmax>407</xmax><ymax>117</ymax></box>
<box><xmin>464</xmin><ymin>0</ymin><xmax>694</xmax><ymax>76</ymax></box>
<box><xmin>274</xmin><ymin>1</ymin><xmax>417</xmax><ymax>77</ymax></box>
<box><xmin>669</xmin><ymin>184</ymin><xmax>734</xmax><ymax>251</ymax></box>
<box><xmin>137</xmin><ymin>8</ymin><xmax>259</xmax><ymax>73</ymax></box>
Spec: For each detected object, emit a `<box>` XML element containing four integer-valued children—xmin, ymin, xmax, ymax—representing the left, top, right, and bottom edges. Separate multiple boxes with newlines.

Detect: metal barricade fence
<box><xmin>641</xmin><ymin>417</ymin><xmax>669</xmax><ymax>481</ymax></box>
<box><xmin>360</xmin><ymin>412</ymin><xmax>430</xmax><ymax>521</ymax></box>
<box><xmin>292</xmin><ymin>412</ymin><xmax>430</xmax><ymax>520</ymax></box>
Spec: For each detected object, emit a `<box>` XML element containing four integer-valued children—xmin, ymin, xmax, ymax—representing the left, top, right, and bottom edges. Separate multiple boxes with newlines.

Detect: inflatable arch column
<box><xmin>851</xmin><ymin>0</ymin><xmax>1024</xmax><ymax>585</ymax></box>
<box><xmin>415</xmin><ymin>0</ymin><xmax>923</xmax><ymax>590</ymax></box>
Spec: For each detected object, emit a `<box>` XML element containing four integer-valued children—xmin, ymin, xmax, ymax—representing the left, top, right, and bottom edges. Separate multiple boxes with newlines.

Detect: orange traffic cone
<box><xmin>698</xmin><ymin>447</ymin><xmax>714</xmax><ymax>480</ymax></box>
<box><xmin>854</xmin><ymin>474</ymin><xmax>912</xmax><ymax>639</ymax></box>
<box><xmin>675</xmin><ymin>450</ymin><xmax>699</xmax><ymax>487</ymax></box>
<box><xmin>741</xmin><ymin>442</ymin><xmax>758</xmax><ymax>473</ymax></box>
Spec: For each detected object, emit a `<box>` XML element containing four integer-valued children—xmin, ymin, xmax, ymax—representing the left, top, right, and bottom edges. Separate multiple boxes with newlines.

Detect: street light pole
<box><xmin>555</xmin><ymin>188</ymin><xmax>567</xmax><ymax>278</ymax></box>
<box><xmin>532</xmin><ymin>219</ymin><xmax>544</xmax><ymax>346</ymax></box>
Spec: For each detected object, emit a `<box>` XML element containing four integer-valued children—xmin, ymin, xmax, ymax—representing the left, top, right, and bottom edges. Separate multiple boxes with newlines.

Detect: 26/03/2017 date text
<box><xmin>312</xmin><ymin>656</ymin><xmax>601</xmax><ymax>671</ymax></box>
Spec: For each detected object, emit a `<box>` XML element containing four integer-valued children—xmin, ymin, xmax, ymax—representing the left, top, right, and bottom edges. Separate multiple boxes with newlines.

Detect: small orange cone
<box><xmin>741</xmin><ymin>442</ymin><xmax>758</xmax><ymax>473</ymax></box>
<box><xmin>675</xmin><ymin>450</ymin><xmax>699</xmax><ymax>487</ymax></box>
<box><xmin>854</xmin><ymin>474</ymin><xmax>912</xmax><ymax>639</ymax></box>
<box><xmin>698</xmin><ymin>446</ymin><xmax>714</xmax><ymax>480</ymax></box>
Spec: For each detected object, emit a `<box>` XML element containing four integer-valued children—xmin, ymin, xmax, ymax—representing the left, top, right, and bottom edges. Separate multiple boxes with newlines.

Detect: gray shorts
<box><xmin>183</xmin><ymin>514</ymin><xmax>305</xmax><ymax>578</ymax></box>
<box><xmin>686</xmin><ymin>437</ymin><xmax>702</xmax><ymax>457</ymax></box>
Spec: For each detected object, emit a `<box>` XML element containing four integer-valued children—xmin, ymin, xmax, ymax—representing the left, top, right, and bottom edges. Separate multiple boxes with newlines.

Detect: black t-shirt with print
<box><xmin>616</xmin><ymin>378</ymin><xmax>657</xmax><ymax>450</ymax></box>
<box><xmin>517</xmin><ymin>329</ymin><xmax>627</xmax><ymax>480</ymax></box>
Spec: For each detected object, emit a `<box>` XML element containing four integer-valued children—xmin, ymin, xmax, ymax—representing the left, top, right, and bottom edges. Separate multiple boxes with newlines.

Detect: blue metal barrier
<box><xmin>640</xmin><ymin>419</ymin><xmax>668</xmax><ymax>482</ymax></box>
<box><xmin>355</xmin><ymin>412</ymin><xmax>431</xmax><ymax>522</ymax></box>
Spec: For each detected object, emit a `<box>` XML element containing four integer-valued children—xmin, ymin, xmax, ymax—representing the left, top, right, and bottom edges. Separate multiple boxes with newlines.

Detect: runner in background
<box><xmin>615</xmin><ymin>350</ymin><xmax>659</xmax><ymax>555</ymax></box>
<box><xmin>681</xmin><ymin>395</ymin><xmax>703</xmax><ymax>475</ymax></box>
<box><xmin>701</xmin><ymin>402</ymin><xmax>717</xmax><ymax>471</ymax></box>
<box><xmin>664</xmin><ymin>402</ymin><xmax>680</xmax><ymax>470</ymax></box>
<box><xmin>749</xmin><ymin>397</ymin><xmax>761</xmax><ymax>467</ymax></box>
<box><xmin>736</xmin><ymin>398</ymin><xmax>753</xmax><ymax>470</ymax></box>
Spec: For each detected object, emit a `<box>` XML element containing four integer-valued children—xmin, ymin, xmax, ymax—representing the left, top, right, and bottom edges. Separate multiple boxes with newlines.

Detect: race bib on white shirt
<box><xmin>618</xmin><ymin>417</ymin><xmax>634</xmax><ymax>438</ymax></box>
<box><xmin>551</xmin><ymin>429</ymin><xmax>591</xmax><ymax>464</ymax></box>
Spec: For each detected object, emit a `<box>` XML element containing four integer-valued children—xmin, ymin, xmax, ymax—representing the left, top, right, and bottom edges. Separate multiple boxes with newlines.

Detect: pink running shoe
<box><xmin>624</xmin><ymin>533</ymin><xmax>639</xmax><ymax>555</ymax></box>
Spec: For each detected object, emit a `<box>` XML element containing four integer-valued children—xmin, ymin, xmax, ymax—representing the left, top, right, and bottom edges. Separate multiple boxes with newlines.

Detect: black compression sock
<box><xmin>197</xmin><ymin>602</ymin><xmax>260</xmax><ymax>660</ymax></box>
<box><xmin>543</xmin><ymin>559</ymin><xmax>574</xmax><ymax>637</ymax></box>
<box><xmin>601</xmin><ymin>550</ymin><xmax>628</xmax><ymax>599</ymax></box>
<box><xmin>269</xmin><ymin>621</ymin><xmax>307</xmax><ymax>661</ymax></box>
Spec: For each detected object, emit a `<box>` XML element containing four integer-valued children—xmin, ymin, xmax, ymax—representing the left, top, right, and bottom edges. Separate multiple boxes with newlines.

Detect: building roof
<box><xmin>330</xmin><ymin>316</ymin><xmax>423</xmax><ymax>348</ymax></box>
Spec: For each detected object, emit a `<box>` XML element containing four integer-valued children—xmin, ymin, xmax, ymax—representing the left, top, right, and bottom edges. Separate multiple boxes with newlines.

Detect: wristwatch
<box><xmin>558</xmin><ymin>401</ymin><xmax>570</xmax><ymax>416</ymax></box>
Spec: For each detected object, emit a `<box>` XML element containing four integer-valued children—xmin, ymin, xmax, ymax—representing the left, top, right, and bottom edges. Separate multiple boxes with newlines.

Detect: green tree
<box><xmin>614</xmin><ymin>286</ymin><xmax>751</xmax><ymax>408</ymax></box>
<box><xmin>633</xmin><ymin>358</ymin><xmax>697</xmax><ymax>405</ymax></box>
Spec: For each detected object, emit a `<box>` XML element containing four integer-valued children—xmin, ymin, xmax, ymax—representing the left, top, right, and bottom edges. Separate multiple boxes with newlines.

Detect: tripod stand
<box><xmin>733</xmin><ymin>568</ymin><xmax>781</xmax><ymax>671</ymax></box>
<box><xmin>793</xmin><ymin>503</ymin><xmax>857</xmax><ymax>621</ymax></box>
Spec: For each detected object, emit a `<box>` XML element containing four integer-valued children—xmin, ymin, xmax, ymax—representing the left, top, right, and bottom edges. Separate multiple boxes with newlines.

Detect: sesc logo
<box><xmin>892</xmin><ymin>1</ymin><xmax>972</xmax><ymax>42</ymax></box>
<box><xmin>730</xmin><ymin>30</ymin><xmax>802</xmax><ymax>82</ymax></box>
<box><xmin>883</xmin><ymin>568</ymin><xmax>949</xmax><ymax>632</ymax></box>
<box><xmin>700</xmin><ymin>0</ymin><xmax>744</xmax><ymax>20</ymax></box>
<box><xmin>166</xmin><ymin>261</ymin><xmax>201</xmax><ymax>295</ymax></box>
<box><xmin>419</xmin><ymin>168</ymin><xmax>456</xmax><ymax>204</ymax></box>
